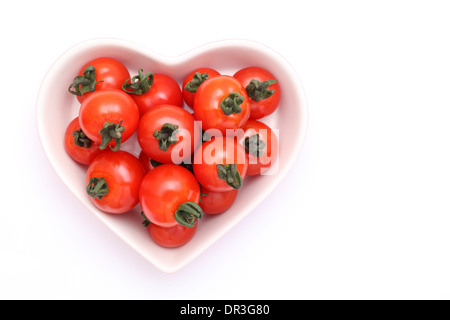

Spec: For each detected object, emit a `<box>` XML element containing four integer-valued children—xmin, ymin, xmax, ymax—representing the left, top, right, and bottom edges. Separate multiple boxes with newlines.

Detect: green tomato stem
<box><xmin>216</xmin><ymin>163</ymin><xmax>243</xmax><ymax>189</ymax></box>
<box><xmin>184</xmin><ymin>72</ymin><xmax>209</xmax><ymax>93</ymax></box>
<box><xmin>245</xmin><ymin>79</ymin><xmax>278</xmax><ymax>101</ymax></box>
<box><xmin>72</xmin><ymin>128</ymin><xmax>92</xmax><ymax>149</ymax></box>
<box><xmin>220</xmin><ymin>92</ymin><xmax>244</xmax><ymax>115</ymax></box>
<box><xmin>244</xmin><ymin>134</ymin><xmax>266</xmax><ymax>158</ymax></box>
<box><xmin>153</xmin><ymin>123</ymin><xmax>179</xmax><ymax>151</ymax></box>
<box><xmin>86</xmin><ymin>177</ymin><xmax>108</xmax><ymax>200</ymax></box>
<box><xmin>141</xmin><ymin>211</ymin><xmax>151</xmax><ymax>228</ymax></box>
<box><xmin>68</xmin><ymin>65</ymin><xmax>103</xmax><ymax>96</ymax></box>
<box><xmin>174</xmin><ymin>202</ymin><xmax>203</xmax><ymax>228</ymax></box>
<box><xmin>122</xmin><ymin>69</ymin><xmax>154</xmax><ymax>95</ymax></box>
<box><xmin>98</xmin><ymin>121</ymin><xmax>125</xmax><ymax>152</ymax></box>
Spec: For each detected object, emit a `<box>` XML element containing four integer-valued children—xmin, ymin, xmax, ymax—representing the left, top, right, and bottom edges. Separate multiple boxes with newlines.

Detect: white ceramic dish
<box><xmin>36</xmin><ymin>38</ymin><xmax>308</xmax><ymax>273</ymax></box>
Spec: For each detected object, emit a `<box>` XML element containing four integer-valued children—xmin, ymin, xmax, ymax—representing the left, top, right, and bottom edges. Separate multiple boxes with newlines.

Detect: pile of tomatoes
<box><xmin>64</xmin><ymin>57</ymin><xmax>280</xmax><ymax>248</ymax></box>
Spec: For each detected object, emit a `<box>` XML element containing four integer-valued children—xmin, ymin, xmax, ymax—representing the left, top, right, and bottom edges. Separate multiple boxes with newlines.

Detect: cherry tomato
<box><xmin>137</xmin><ymin>104</ymin><xmax>200</xmax><ymax>164</ymax></box>
<box><xmin>238</xmin><ymin>120</ymin><xmax>279</xmax><ymax>176</ymax></box>
<box><xmin>199</xmin><ymin>186</ymin><xmax>238</xmax><ymax>215</ymax></box>
<box><xmin>68</xmin><ymin>57</ymin><xmax>130</xmax><ymax>104</ymax></box>
<box><xmin>182</xmin><ymin>68</ymin><xmax>220</xmax><ymax>109</ymax></box>
<box><xmin>64</xmin><ymin>117</ymin><xmax>104</xmax><ymax>165</ymax></box>
<box><xmin>141</xmin><ymin>212</ymin><xmax>197</xmax><ymax>248</ymax></box>
<box><xmin>79</xmin><ymin>89</ymin><xmax>140</xmax><ymax>151</ymax></box>
<box><xmin>193</xmin><ymin>75</ymin><xmax>250</xmax><ymax>135</ymax></box>
<box><xmin>123</xmin><ymin>70</ymin><xmax>183</xmax><ymax>116</ymax></box>
<box><xmin>193</xmin><ymin>136</ymin><xmax>248</xmax><ymax>192</ymax></box>
<box><xmin>139</xmin><ymin>164</ymin><xmax>203</xmax><ymax>228</ymax></box>
<box><xmin>233</xmin><ymin>66</ymin><xmax>280</xmax><ymax>119</ymax></box>
<box><xmin>148</xmin><ymin>223</ymin><xmax>197</xmax><ymax>248</ymax></box>
<box><xmin>86</xmin><ymin>150</ymin><xmax>146</xmax><ymax>214</ymax></box>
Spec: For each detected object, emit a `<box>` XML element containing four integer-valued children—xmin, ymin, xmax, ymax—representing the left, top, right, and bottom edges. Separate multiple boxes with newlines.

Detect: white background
<box><xmin>1</xmin><ymin>0</ymin><xmax>449</xmax><ymax>299</ymax></box>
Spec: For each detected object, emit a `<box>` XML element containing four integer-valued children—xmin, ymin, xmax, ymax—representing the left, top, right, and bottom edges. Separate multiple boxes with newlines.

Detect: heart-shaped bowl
<box><xmin>36</xmin><ymin>38</ymin><xmax>308</xmax><ymax>273</ymax></box>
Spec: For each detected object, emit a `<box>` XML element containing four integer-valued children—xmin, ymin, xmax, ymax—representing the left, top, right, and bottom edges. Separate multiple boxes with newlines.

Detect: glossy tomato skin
<box><xmin>64</xmin><ymin>117</ymin><xmax>104</xmax><ymax>165</ymax></box>
<box><xmin>86</xmin><ymin>150</ymin><xmax>146</xmax><ymax>214</ymax></box>
<box><xmin>182</xmin><ymin>68</ymin><xmax>220</xmax><ymax>109</ymax></box>
<box><xmin>194</xmin><ymin>75</ymin><xmax>250</xmax><ymax>135</ymax></box>
<box><xmin>147</xmin><ymin>223</ymin><xmax>197</xmax><ymax>248</ymax></box>
<box><xmin>238</xmin><ymin>120</ymin><xmax>279</xmax><ymax>176</ymax></box>
<box><xmin>233</xmin><ymin>67</ymin><xmax>280</xmax><ymax>120</ymax></box>
<box><xmin>79</xmin><ymin>89</ymin><xmax>139</xmax><ymax>150</ymax></box>
<box><xmin>73</xmin><ymin>57</ymin><xmax>130</xmax><ymax>104</ymax></box>
<box><xmin>137</xmin><ymin>104</ymin><xmax>200</xmax><ymax>164</ymax></box>
<box><xmin>193</xmin><ymin>136</ymin><xmax>248</xmax><ymax>192</ymax></box>
<box><xmin>130</xmin><ymin>73</ymin><xmax>183</xmax><ymax>116</ymax></box>
<box><xmin>140</xmin><ymin>164</ymin><xmax>201</xmax><ymax>227</ymax></box>
<box><xmin>199</xmin><ymin>186</ymin><xmax>238</xmax><ymax>215</ymax></box>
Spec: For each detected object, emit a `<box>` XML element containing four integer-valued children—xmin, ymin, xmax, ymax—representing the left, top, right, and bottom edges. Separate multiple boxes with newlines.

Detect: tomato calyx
<box><xmin>122</xmin><ymin>69</ymin><xmax>154</xmax><ymax>95</ymax></box>
<box><xmin>220</xmin><ymin>92</ymin><xmax>245</xmax><ymax>115</ymax></box>
<box><xmin>184</xmin><ymin>72</ymin><xmax>209</xmax><ymax>93</ymax></box>
<box><xmin>72</xmin><ymin>128</ymin><xmax>93</xmax><ymax>149</ymax></box>
<box><xmin>86</xmin><ymin>177</ymin><xmax>109</xmax><ymax>200</ymax></box>
<box><xmin>174</xmin><ymin>202</ymin><xmax>203</xmax><ymax>228</ymax></box>
<box><xmin>245</xmin><ymin>79</ymin><xmax>278</xmax><ymax>101</ymax></box>
<box><xmin>153</xmin><ymin>123</ymin><xmax>179</xmax><ymax>151</ymax></box>
<box><xmin>68</xmin><ymin>65</ymin><xmax>103</xmax><ymax>97</ymax></box>
<box><xmin>199</xmin><ymin>192</ymin><xmax>209</xmax><ymax>204</ymax></box>
<box><xmin>216</xmin><ymin>163</ymin><xmax>243</xmax><ymax>189</ymax></box>
<box><xmin>99</xmin><ymin>120</ymin><xmax>125</xmax><ymax>151</ymax></box>
<box><xmin>141</xmin><ymin>211</ymin><xmax>151</xmax><ymax>227</ymax></box>
<box><xmin>244</xmin><ymin>134</ymin><xmax>266</xmax><ymax>158</ymax></box>
<box><xmin>150</xmin><ymin>158</ymin><xmax>163</xmax><ymax>168</ymax></box>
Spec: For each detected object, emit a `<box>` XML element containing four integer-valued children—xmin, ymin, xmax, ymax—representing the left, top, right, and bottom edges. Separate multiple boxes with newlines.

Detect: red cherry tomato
<box><xmin>148</xmin><ymin>223</ymin><xmax>197</xmax><ymax>248</ymax></box>
<box><xmin>194</xmin><ymin>75</ymin><xmax>250</xmax><ymax>135</ymax></box>
<box><xmin>137</xmin><ymin>104</ymin><xmax>200</xmax><ymax>164</ymax></box>
<box><xmin>68</xmin><ymin>57</ymin><xmax>130</xmax><ymax>104</ymax></box>
<box><xmin>79</xmin><ymin>89</ymin><xmax>140</xmax><ymax>151</ymax></box>
<box><xmin>238</xmin><ymin>120</ymin><xmax>279</xmax><ymax>176</ymax></box>
<box><xmin>123</xmin><ymin>70</ymin><xmax>183</xmax><ymax>116</ymax></box>
<box><xmin>64</xmin><ymin>117</ymin><xmax>104</xmax><ymax>165</ymax></box>
<box><xmin>141</xmin><ymin>212</ymin><xmax>197</xmax><ymax>248</ymax></box>
<box><xmin>139</xmin><ymin>164</ymin><xmax>203</xmax><ymax>228</ymax></box>
<box><xmin>193</xmin><ymin>136</ymin><xmax>248</xmax><ymax>192</ymax></box>
<box><xmin>86</xmin><ymin>150</ymin><xmax>146</xmax><ymax>214</ymax></box>
<box><xmin>199</xmin><ymin>186</ymin><xmax>238</xmax><ymax>215</ymax></box>
<box><xmin>182</xmin><ymin>68</ymin><xmax>220</xmax><ymax>109</ymax></box>
<box><xmin>233</xmin><ymin>66</ymin><xmax>280</xmax><ymax>119</ymax></box>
